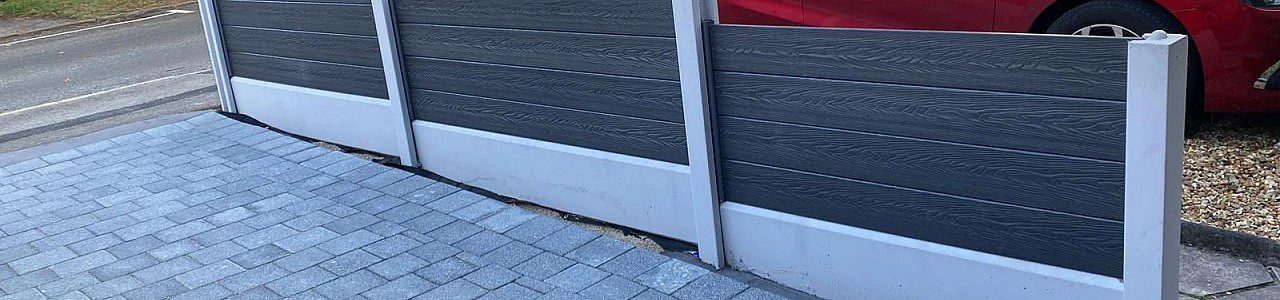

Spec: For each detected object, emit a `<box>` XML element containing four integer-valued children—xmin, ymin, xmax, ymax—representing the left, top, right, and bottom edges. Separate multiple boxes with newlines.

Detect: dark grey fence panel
<box><xmin>710</xmin><ymin>24</ymin><xmax>1128</xmax><ymax>278</ymax></box>
<box><xmin>399</xmin><ymin>24</ymin><xmax>678</xmax><ymax>81</ymax></box>
<box><xmin>712</xmin><ymin>25</ymin><xmax>1131</xmax><ymax>100</ymax></box>
<box><xmin>398</xmin><ymin>0</ymin><xmax>686</xmax><ymax>164</ymax></box>
<box><xmin>720</xmin><ymin>161</ymin><xmax>1123</xmax><ymax>277</ymax></box>
<box><xmin>411</xmin><ymin>90</ymin><xmax>688</xmax><ymax>164</ymax></box>
<box><xmin>228</xmin><ymin>53</ymin><xmax>387</xmax><ymax>98</ymax></box>
<box><xmin>404</xmin><ymin>57</ymin><xmax>683</xmax><ymax>123</ymax></box>
<box><xmin>215</xmin><ymin>0</ymin><xmax>386</xmax><ymax>98</ymax></box>
<box><xmin>394</xmin><ymin>0</ymin><xmax>674</xmax><ymax>37</ymax></box>
<box><xmin>217</xmin><ymin>0</ymin><xmax>377</xmax><ymax>36</ymax></box>
<box><xmin>222</xmin><ymin>26</ymin><xmax>382</xmax><ymax>68</ymax></box>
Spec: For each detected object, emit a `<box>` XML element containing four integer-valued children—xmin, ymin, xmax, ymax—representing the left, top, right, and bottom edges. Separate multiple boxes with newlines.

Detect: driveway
<box><xmin>0</xmin><ymin>112</ymin><xmax>793</xmax><ymax>299</ymax></box>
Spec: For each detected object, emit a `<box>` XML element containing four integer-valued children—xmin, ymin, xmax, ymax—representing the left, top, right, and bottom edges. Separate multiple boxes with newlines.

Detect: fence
<box><xmin>196</xmin><ymin>0</ymin><xmax>1187</xmax><ymax>298</ymax></box>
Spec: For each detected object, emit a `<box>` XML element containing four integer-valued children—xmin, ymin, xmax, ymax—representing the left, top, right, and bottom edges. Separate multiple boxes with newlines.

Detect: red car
<box><xmin>719</xmin><ymin>0</ymin><xmax>1280</xmax><ymax>113</ymax></box>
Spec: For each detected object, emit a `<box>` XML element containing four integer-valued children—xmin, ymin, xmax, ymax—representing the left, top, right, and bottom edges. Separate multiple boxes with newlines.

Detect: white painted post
<box><xmin>370</xmin><ymin>0</ymin><xmax>420</xmax><ymax>167</ymax></box>
<box><xmin>672</xmin><ymin>0</ymin><xmax>724</xmax><ymax>268</ymax></box>
<box><xmin>1124</xmin><ymin>31</ymin><xmax>1188</xmax><ymax>300</ymax></box>
<box><xmin>196</xmin><ymin>0</ymin><xmax>236</xmax><ymax>113</ymax></box>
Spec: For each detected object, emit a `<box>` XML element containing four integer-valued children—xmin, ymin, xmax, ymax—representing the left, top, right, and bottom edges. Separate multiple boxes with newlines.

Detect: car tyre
<box><xmin>1047</xmin><ymin>0</ymin><xmax>1206</xmax><ymax>134</ymax></box>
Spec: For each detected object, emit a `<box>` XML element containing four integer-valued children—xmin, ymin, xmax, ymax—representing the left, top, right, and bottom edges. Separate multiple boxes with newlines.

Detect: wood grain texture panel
<box><xmin>710</xmin><ymin>25</ymin><xmax>1131</xmax><ymax>100</ymax></box>
<box><xmin>720</xmin><ymin>161</ymin><xmax>1122</xmax><ymax>277</ymax></box>
<box><xmin>398</xmin><ymin>24</ymin><xmax>678</xmax><ymax>80</ymax></box>
<box><xmin>716</xmin><ymin>117</ymin><xmax>1123</xmax><ymax>221</ymax></box>
<box><xmin>228</xmin><ymin>52</ymin><xmax>388</xmax><ymax>99</ymax></box>
<box><xmin>403</xmin><ymin>57</ymin><xmax>682</xmax><ymax>123</ymax></box>
<box><xmin>394</xmin><ymin>0</ymin><xmax>674</xmax><ymax>37</ymax></box>
<box><xmin>216</xmin><ymin>0</ymin><xmax>376</xmax><ymax>36</ymax></box>
<box><xmin>222</xmin><ymin>26</ymin><xmax>383</xmax><ymax>69</ymax></box>
<box><xmin>411</xmin><ymin>90</ymin><xmax>688</xmax><ymax>164</ymax></box>
<box><xmin>714</xmin><ymin>72</ymin><xmax>1126</xmax><ymax>161</ymax></box>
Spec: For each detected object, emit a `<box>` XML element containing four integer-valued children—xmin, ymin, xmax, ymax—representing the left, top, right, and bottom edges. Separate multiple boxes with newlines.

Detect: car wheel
<box><xmin>1047</xmin><ymin>0</ymin><xmax>1206</xmax><ymax>133</ymax></box>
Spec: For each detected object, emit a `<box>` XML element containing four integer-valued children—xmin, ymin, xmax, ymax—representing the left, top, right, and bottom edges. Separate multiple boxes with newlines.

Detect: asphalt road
<box><xmin>0</xmin><ymin>6</ymin><xmax>219</xmax><ymax>153</ymax></box>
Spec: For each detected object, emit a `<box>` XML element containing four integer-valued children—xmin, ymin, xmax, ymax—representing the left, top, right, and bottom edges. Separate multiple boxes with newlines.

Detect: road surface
<box><xmin>0</xmin><ymin>5</ymin><xmax>219</xmax><ymax>152</ymax></box>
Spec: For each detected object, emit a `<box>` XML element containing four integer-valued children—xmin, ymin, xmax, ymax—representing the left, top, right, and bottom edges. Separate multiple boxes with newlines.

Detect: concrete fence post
<box><xmin>672</xmin><ymin>0</ymin><xmax>725</xmax><ymax>268</ymax></box>
<box><xmin>196</xmin><ymin>0</ymin><xmax>236</xmax><ymax>113</ymax></box>
<box><xmin>370</xmin><ymin>0</ymin><xmax>421</xmax><ymax>167</ymax></box>
<box><xmin>1124</xmin><ymin>31</ymin><xmax>1188</xmax><ymax>300</ymax></box>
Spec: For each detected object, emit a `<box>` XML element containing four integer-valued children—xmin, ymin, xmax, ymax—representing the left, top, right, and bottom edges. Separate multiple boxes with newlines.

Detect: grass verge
<box><xmin>0</xmin><ymin>0</ymin><xmax>190</xmax><ymax>20</ymax></box>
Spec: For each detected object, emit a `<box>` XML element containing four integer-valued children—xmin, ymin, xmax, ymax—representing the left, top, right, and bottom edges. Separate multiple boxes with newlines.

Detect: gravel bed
<box><xmin>1184</xmin><ymin>115</ymin><xmax>1280</xmax><ymax>240</ymax></box>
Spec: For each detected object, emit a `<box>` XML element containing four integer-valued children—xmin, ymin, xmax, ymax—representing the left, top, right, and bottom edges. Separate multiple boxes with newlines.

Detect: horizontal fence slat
<box><xmin>398</xmin><ymin>24</ymin><xmax>679</xmax><ymax>81</ymax></box>
<box><xmin>222</xmin><ymin>26</ymin><xmax>383</xmax><ymax>69</ymax></box>
<box><xmin>216</xmin><ymin>0</ymin><xmax>376</xmax><ymax>36</ymax></box>
<box><xmin>393</xmin><ymin>0</ymin><xmax>674</xmax><ymax>37</ymax></box>
<box><xmin>411</xmin><ymin>90</ymin><xmax>688</xmax><ymax>164</ymax></box>
<box><xmin>716</xmin><ymin>117</ymin><xmax>1124</xmax><ymax>221</ymax></box>
<box><xmin>720</xmin><ymin>161</ymin><xmax>1123</xmax><ymax>277</ymax></box>
<box><xmin>714</xmin><ymin>72</ymin><xmax>1126</xmax><ymax>161</ymax></box>
<box><xmin>227</xmin><ymin>52</ymin><xmax>388</xmax><ymax>99</ymax></box>
<box><xmin>710</xmin><ymin>25</ymin><xmax>1131</xmax><ymax>100</ymax></box>
<box><xmin>404</xmin><ymin>57</ymin><xmax>683</xmax><ymax>123</ymax></box>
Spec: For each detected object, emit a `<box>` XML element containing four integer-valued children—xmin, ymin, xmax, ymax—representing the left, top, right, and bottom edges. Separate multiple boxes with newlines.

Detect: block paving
<box><xmin>0</xmin><ymin>112</ymin><xmax>790</xmax><ymax>299</ymax></box>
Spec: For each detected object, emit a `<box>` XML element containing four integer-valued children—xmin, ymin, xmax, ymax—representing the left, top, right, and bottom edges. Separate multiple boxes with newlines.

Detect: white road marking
<box><xmin>0</xmin><ymin>69</ymin><xmax>210</xmax><ymax>118</ymax></box>
<box><xmin>2</xmin><ymin>11</ymin><xmax>189</xmax><ymax>47</ymax></box>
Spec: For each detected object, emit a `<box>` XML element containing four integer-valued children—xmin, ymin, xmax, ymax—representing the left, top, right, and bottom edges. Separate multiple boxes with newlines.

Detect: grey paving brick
<box><xmin>599</xmin><ymin>249</ymin><xmax>669</xmax><ymax>279</ymax></box>
<box><xmin>480</xmin><ymin>241</ymin><xmax>543</xmax><ymax>269</ymax></box>
<box><xmin>546</xmin><ymin>264</ymin><xmax>609</xmax><ymax>292</ymax></box>
<box><xmin>234</xmin><ymin>225</ymin><xmax>299</xmax><ymax>249</ymax></box>
<box><xmin>317</xmin><ymin>156</ymin><xmax>367</xmax><ymax>176</ymax></box>
<box><xmin>317</xmin><ymin>230</ymin><xmax>380</xmax><ymax>255</ymax></box>
<box><xmin>114</xmin><ymin>218</ymin><xmax>177</xmax><ymax>241</ymax></box>
<box><xmin>80</xmin><ymin>275</ymin><xmax>143</xmax><ymax>299</ymax></box>
<box><xmin>513</xmin><ymin>252</ymin><xmax>575</xmax><ymax>280</ymax></box>
<box><xmin>565</xmin><ymin>237</ymin><xmax>634</xmax><ymax>267</ymax></box>
<box><xmin>464</xmin><ymin>265</ymin><xmax>520</xmax><ymax>290</ymax></box>
<box><xmin>282</xmin><ymin>197</ymin><xmax>336</xmax><ymax>215</ymax></box>
<box><xmin>320</xmin><ymin>250</ymin><xmax>381</xmax><ymax>276</ymax></box>
<box><xmin>230</xmin><ymin>245</ymin><xmax>289</xmax><ymax>269</ymax></box>
<box><xmin>274</xmin><ymin>227</ymin><xmax>339</xmax><ymax>253</ymax></box>
<box><xmin>534</xmin><ymin>226</ymin><xmax>599</xmax><ymax>255</ymax></box>
<box><xmin>274</xmin><ymin>248</ymin><xmax>333</xmax><ymax>272</ymax></box>
<box><xmin>312</xmin><ymin>181</ymin><xmax>360</xmax><ymax>199</ymax></box>
<box><xmin>322</xmin><ymin>213</ymin><xmax>380</xmax><ymax>234</ymax></box>
<box><xmin>49</xmin><ymin>250</ymin><xmax>115</xmax><ymax>277</ymax></box>
<box><xmin>282</xmin><ymin>211</ymin><xmax>337</xmax><ymax>231</ymax></box>
<box><xmin>37</xmin><ymin>272</ymin><xmax>99</xmax><ymax>297</ymax></box>
<box><xmin>364</xmin><ymin>234</ymin><xmax>423</xmax><ymax>259</ymax></box>
<box><xmin>580</xmin><ymin>275</ymin><xmax>646</xmax><ymax>299</ymax></box>
<box><xmin>366</xmin><ymin>220</ymin><xmax>410</xmax><ymax>237</ymax></box>
<box><xmin>456</xmin><ymin>230</ymin><xmax>514</xmax><ymax>256</ymax></box>
<box><xmin>133</xmin><ymin>256</ymin><xmax>201</xmax><ymax>284</ymax></box>
<box><xmin>148</xmin><ymin>239</ymin><xmax>203</xmax><ymax>261</ymax></box>
<box><xmin>4</xmin><ymin>158</ymin><xmax>50</xmax><ymax>174</ymax></box>
<box><xmin>40</xmin><ymin>215</ymin><xmax>97</xmax><ymax>237</ymax></box>
<box><xmin>265</xmin><ymin>266</ymin><xmax>336</xmax><ymax>296</ymax></box>
<box><xmin>0</xmin><ymin>230</ymin><xmax>45</xmax><ymax>251</ymax></box>
<box><xmin>416</xmin><ymin>279</ymin><xmax>484</xmax><ymax>300</ymax></box>
<box><xmin>1</xmin><ymin>214</ymin><xmax>58</xmax><ymax>236</ymax></box>
<box><xmin>246</xmin><ymin>193</ymin><xmax>302</xmax><ymax>213</ymax></box>
<box><xmin>451</xmin><ymin>199</ymin><xmax>509</xmax><ymax>223</ymax></box>
<box><xmin>418</xmin><ymin>257</ymin><xmax>480</xmax><ymax>284</ymax></box>
<box><xmin>313</xmin><ymin>269</ymin><xmax>386</xmax><ymax>299</ymax></box>
<box><xmin>129</xmin><ymin>200</ymin><xmax>187</xmax><ymax>221</ymax></box>
<box><xmin>427</xmin><ymin>191</ymin><xmax>486</xmax><ymax>213</ymax></box>
<box><xmin>429</xmin><ymin>221</ymin><xmax>483</xmax><ymax>245</ymax></box>
<box><xmin>207</xmin><ymin>191</ymin><xmax>266</xmax><ymax>211</ymax></box>
<box><xmin>90</xmin><ymin>254</ymin><xmax>158</xmax><ymax>281</ymax></box>
<box><xmin>505</xmin><ymin>217</ymin><xmax>568</xmax><ymax>244</ymax></box>
<box><xmin>336</xmin><ymin>164</ymin><xmax>385</xmax><ymax>184</ymax></box>
<box><xmin>284</xmin><ymin>146</ymin><xmax>328</xmax><ymax>163</ymax></box>
<box><xmin>476</xmin><ymin>207</ymin><xmax>538</xmax><ymax>233</ymax></box>
<box><xmin>188</xmin><ymin>241</ymin><xmax>248</xmax><ymax>265</ymax></box>
<box><xmin>321</xmin><ymin>204</ymin><xmax>359</xmax><ymax>218</ymax></box>
<box><xmin>375</xmin><ymin>204</ymin><xmax>430</xmax><ymax>224</ymax></box>
<box><xmin>86</xmin><ymin>215</ymin><xmax>139</xmax><ymax>236</ymax></box>
<box><xmin>369</xmin><ymin>253</ymin><xmax>429</xmax><ymax>279</ymax></box>
<box><xmin>404</xmin><ymin>183</ymin><xmax>460</xmax><ymax>204</ymax></box>
<box><xmin>205</xmin><ymin>207</ymin><xmax>254</xmax><ymax>226</ymax></box>
<box><xmin>155</xmin><ymin>221</ymin><xmax>216</xmax><ymax>243</ymax></box>
<box><xmin>730</xmin><ymin>287</ymin><xmax>787</xmax><ymax>300</ymax></box>
<box><xmin>409</xmin><ymin>241</ymin><xmax>463</xmax><ymax>264</ymax></box>
<box><xmin>671</xmin><ymin>273</ymin><xmax>748</xmax><ymax>300</ymax></box>
<box><xmin>9</xmin><ymin>247</ymin><xmax>76</xmax><ymax>274</ymax></box>
<box><xmin>266</xmin><ymin>141</ymin><xmax>313</xmax><ymax>157</ymax></box>
<box><xmin>361</xmin><ymin>273</ymin><xmax>434</xmax><ymax>300</ymax></box>
<box><xmin>192</xmin><ymin>223</ymin><xmax>254</xmax><ymax>246</ymax></box>
<box><xmin>171</xmin><ymin>282</ymin><xmax>234</xmax><ymax>300</ymax></box>
<box><xmin>379</xmin><ymin>176</ymin><xmax>436</xmax><ymax>197</ymax></box>
<box><xmin>177</xmin><ymin>189</ymin><xmax>227</xmax><ymax>206</ymax></box>
<box><xmin>241</xmin><ymin>209</ymin><xmax>297</xmax><ymax>230</ymax></box>
<box><xmin>175</xmin><ymin>260</ymin><xmax>246</xmax><ymax>288</ymax></box>
<box><xmin>333</xmin><ymin>188</ymin><xmax>383</xmax><ymax>208</ymax></box>
<box><xmin>633</xmin><ymin>289</ymin><xmax>679</xmax><ymax>300</ymax></box>
<box><xmin>229</xmin><ymin>286</ymin><xmax>282</xmax><ymax>300</ymax></box>
<box><xmin>33</xmin><ymin>229</ymin><xmax>95</xmax><ymax>251</ymax></box>
<box><xmin>404</xmin><ymin>211</ymin><xmax>457</xmax><ymax>234</ymax></box>
<box><xmin>0</xmin><ymin>245</ymin><xmax>38</xmax><ymax>266</ymax></box>
<box><xmin>218</xmin><ymin>264</ymin><xmax>289</xmax><ymax>293</ymax></box>
<box><xmin>354</xmin><ymin>195</ymin><xmax>405</xmax><ymax>215</ymax></box>
<box><xmin>634</xmin><ymin>260</ymin><xmax>710</xmax><ymax>294</ymax></box>
<box><xmin>164</xmin><ymin>205</ymin><xmax>219</xmax><ymax>224</ymax></box>
<box><xmin>122</xmin><ymin>278</ymin><xmax>189</xmax><ymax>299</ymax></box>
<box><xmin>0</xmin><ymin>268</ymin><xmax>58</xmax><ymax>294</ymax></box>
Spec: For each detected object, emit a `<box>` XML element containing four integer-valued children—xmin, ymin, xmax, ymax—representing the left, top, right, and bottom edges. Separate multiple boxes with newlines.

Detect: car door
<box><xmin>719</xmin><ymin>0</ymin><xmax>805</xmax><ymax>26</ymax></box>
<box><xmin>802</xmin><ymin>0</ymin><xmax>995</xmax><ymax>31</ymax></box>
